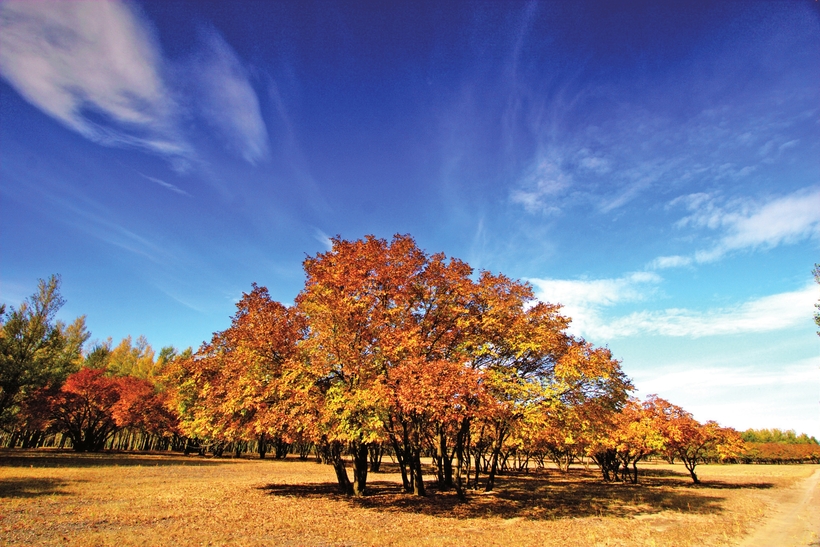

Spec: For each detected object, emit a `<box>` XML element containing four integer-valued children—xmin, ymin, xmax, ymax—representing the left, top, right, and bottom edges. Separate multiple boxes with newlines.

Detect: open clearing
<box><xmin>1</xmin><ymin>450</ymin><xmax>817</xmax><ymax>547</ymax></box>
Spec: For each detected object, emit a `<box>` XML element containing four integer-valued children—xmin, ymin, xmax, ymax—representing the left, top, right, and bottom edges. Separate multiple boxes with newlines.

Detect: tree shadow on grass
<box><xmin>693</xmin><ymin>480</ymin><xmax>774</xmax><ymax>490</ymax></box>
<box><xmin>259</xmin><ymin>468</ymin><xmax>750</xmax><ymax>521</ymax></box>
<box><xmin>638</xmin><ymin>467</ymin><xmax>774</xmax><ymax>490</ymax></box>
<box><xmin>0</xmin><ymin>449</ymin><xmax>233</xmax><ymax>468</ymax></box>
<box><xmin>639</xmin><ymin>467</ymin><xmax>693</xmax><ymax>478</ymax></box>
<box><xmin>0</xmin><ymin>477</ymin><xmax>76</xmax><ymax>498</ymax></box>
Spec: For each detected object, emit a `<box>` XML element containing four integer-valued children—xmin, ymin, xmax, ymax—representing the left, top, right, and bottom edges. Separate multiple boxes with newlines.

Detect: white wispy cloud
<box><xmin>633</xmin><ymin>359</ymin><xmax>818</xmax><ymax>395</ymax></box>
<box><xmin>598</xmin><ymin>285</ymin><xmax>816</xmax><ymax>338</ymax></box>
<box><xmin>630</xmin><ymin>358</ymin><xmax>820</xmax><ymax>435</ymax></box>
<box><xmin>313</xmin><ymin>228</ymin><xmax>333</xmax><ymax>251</ymax></box>
<box><xmin>529</xmin><ymin>272</ymin><xmax>661</xmax><ymax>336</ymax></box>
<box><xmin>140</xmin><ymin>174</ymin><xmax>190</xmax><ymax>196</ymax></box>
<box><xmin>649</xmin><ymin>255</ymin><xmax>693</xmax><ymax>270</ymax></box>
<box><xmin>192</xmin><ymin>30</ymin><xmax>269</xmax><ymax>164</ymax></box>
<box><xmin>715</xmin><ymin>188</ymin><xmax>820</xmax><ymax>252</ymax></box>
<box><xmin>577</xmin><ymin>154</ymin><xmax>611</xmax><ymax>175</ymax></box>
<box><xmin>59</xmin><ymin>199</ymin><xmax>167</xmax><ymax>263</ymax></box>
<box><xmin>0</xmin><ymin>1</ymin><xmax>189</xmax><ymax>158</ymax></box>
<box><xmin>0</xmin><ymin>1</ymin><xmax>269</xmax><ymax>167</ymax></box>
<box><xmin>671</xmin><ymin>187</ymin><xmax>820</xmax><ymax>264</ymax></box>
<box><xmin>509</xmin><ymin>151</ymin><xmax>571</xmax><ymax>214</ymax></box>
<box><xmin>505</xmin><ymin>10</ymin><xmax>815</xmax><ymax>220</ymax></box>
<box><xmin>531</xmin><ymin>272</ymin><xmax>816</xmax><ymax>340</ymax></box>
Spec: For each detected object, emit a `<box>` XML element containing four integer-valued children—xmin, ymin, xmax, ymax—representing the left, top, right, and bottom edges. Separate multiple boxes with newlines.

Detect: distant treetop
<box><xmin>741</xmin><ymin>428</ymin><xmax>818</xmax><ymax>445</ymax></box>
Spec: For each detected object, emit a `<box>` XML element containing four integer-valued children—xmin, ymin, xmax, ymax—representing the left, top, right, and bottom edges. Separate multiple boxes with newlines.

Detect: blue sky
<box><xmin>1</xmin><ymin>1</ymin><xmax>818</xmax><ymax>436</ymax></box>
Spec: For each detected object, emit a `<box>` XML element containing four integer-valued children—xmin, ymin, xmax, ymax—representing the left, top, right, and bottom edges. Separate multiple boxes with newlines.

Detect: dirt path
<box><xmin>740</xmin><ymin>468</ymin><xmax>820</xmax><ymax>547</ymax></box>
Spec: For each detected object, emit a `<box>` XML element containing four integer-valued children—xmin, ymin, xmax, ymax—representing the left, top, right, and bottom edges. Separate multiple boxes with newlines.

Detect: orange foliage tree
<box><xmin>297</xmin><ymin>235</ymin><xmax>631</xmax><ymax>496</ymax></box>
<box><xmin>166</xmin><ymin>234</ymin><xmax>630</xmax><ymax>497</ymax></box>
<box><xmin>649</xmin><ymin>395</ymin><xmax>743</xmax><ymax>483</ymax></box>
<box><xmin>296</xmin><ymin>235</ymin><xmax>481</xmax><ymax>496</ymax></box>
<box><xmin>166</xmin><ymin>284</ymin><xmax>304</xmax><ymax>458</ymax></box>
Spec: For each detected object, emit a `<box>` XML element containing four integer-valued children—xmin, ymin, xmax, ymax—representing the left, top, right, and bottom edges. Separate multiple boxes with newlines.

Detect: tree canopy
<box><xmin>163</xmin><ymin>234</ymin><xmax>634</xmax><ymax>495</ymax></box>
<box><xmin>0</xmin><ymin>275</ymin><xmax>88</xmax><ymax>429</ymax></box>
<box><xmin>1</xmin><ymin>238</ymin><xmax>772</xmax><ymax>494</ymax></box>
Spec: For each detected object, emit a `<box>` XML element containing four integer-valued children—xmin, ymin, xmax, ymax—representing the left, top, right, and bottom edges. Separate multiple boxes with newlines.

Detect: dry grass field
<box><xmin>1</xmin><ymin>449</ymin><xmax>817</xmax><ymax>547</ymax></box>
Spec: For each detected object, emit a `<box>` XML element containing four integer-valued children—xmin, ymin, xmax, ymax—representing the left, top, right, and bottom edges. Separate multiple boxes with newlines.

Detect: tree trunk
<box><xmin>484</xmin><ymin>424</ymin><xmax>507</xmax><ymax>492</ymax></box>
<box><xmin>387</xmin><ymin>435</ymin><xmax>405</xmax><ymax>488</ymax></box>
<box><xmin>453</xmin><ymin>418</ymin><xmax>469</xmax><ymax>500</ymax></box>
<box><xmin>315</xmin><ymin>440</ymin><xmax>331</xmax><ymax>464</ymax></box>
<box><xmin>274</xmin><ymin>438</ymin><xmax>290</xmax><ymax>459</ymax></box>
<box><xmin>411</xmin><ymin>446</ymin><xmax>425</xmax><ymax>496</ymax></box>
<box><xmin>389</xmin><ymin>420</ymin><xmax>414</xmax><ymax>493</ymax></box>
<box><xmin>472</xmin><ymin>424</ymin><xmax>485</xmax><ymax>489</ymax></box>
<box><xmin>485</xmin><ymin>445</ymin><xmax>500</xmax><ymax>491</ymax></box>
<box><xmin>213</xmin><ymin>441</ymin><xmax>224</xmax><ymax>457</ymax></box>
<box><xmin>437</xmin><ymin>428</ymin><xmax>454</xmax><ymax>489</ymax></box>
<box><xmin>258</xmin><ymin>433</ymin><xmax>267</xmax><ymax>459</ymax></box>
<box><xmin>683</xmin><ymin>457</ymin><xmax>700</xmax><ymax>484</ymax></box>
<box><xmin>7</xmin><ymin>430</ymin><xmax>20</xmax><ymax>448</ymax></box>
<box><xmin>352</xmin><ymin>442</ymin><xmax>369</xmax><ymax>496</ymax></box>
<box><xmin>368</xmin><ymin>443</ymin><xmax>383</xmax><ymax>472</ymax></box>
<box><xmin>330</xmin><ymin>442</ymin><xmax>353</xmax><ymax>495</ymax></box>
<box><xmin>434</xmin><ymin>429</ymin><xmax>445</xmax><ymax>487</ymax></box>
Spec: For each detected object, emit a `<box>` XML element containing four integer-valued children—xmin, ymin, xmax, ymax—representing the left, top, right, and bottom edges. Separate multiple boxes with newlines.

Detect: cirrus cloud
<box><xmin>0</xmin><ymin>0</ymin><xmax>269</xmax><ymax>167</ymax></box>
<box><xmin>532</xmin><ymin>271</ymin><xmax>816</xmax><ymax>341</ymax></box>
<box><xmin>0</xmin><ymin>0</ymin><xmax>188</xmax><ymax>157</ymax></box>
<box><xmin>190</xmin><ymin>29</ymin><xmax>269</xmax><ymax>164</ymax></box>
<box><xmin>677</xmin><ymin>187</ymin><xmax>820</xmax><ymax>263</ymax></box>
<box><xmin>597</xmin><ymin>285</ymin><xmax>817</xmax><ymax>339</ymax></box>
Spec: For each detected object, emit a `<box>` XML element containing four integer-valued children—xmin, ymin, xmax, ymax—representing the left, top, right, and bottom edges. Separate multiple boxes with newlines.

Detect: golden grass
<box><xmin>1</xmin><ymin>449</ymin><xmax>816</xmax><ymax>547</ymax></box>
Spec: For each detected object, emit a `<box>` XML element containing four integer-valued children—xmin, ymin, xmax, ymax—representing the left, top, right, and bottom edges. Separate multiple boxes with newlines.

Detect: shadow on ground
<box><xmin>260</xmin><ymin>467</ymin><xmax>773</xmax><ymax>521</ymax></box>
<box><xmin>0</xmin><ymin>477</ymin><xmax>75</xmax><ymax>498</ymax></box>
<box><xmin>639</xmin><ymin>467</ymin><xmax>774</xmax><ymax>490</ymax></box>
<box><xmin>0</xmin><ymin>449</ymin><xmax>236</xmax><ymax>468</ymax></box>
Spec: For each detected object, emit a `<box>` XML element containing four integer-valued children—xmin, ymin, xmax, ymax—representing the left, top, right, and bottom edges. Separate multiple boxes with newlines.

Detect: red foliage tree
<box><xmin>112</xmin><ymin>375</ymin><xmax>178</xmax><ymax>439</ymax></box>
<box><xmin>23</xmin><ymin>367</ymin><xmax>177</xmax><ymax>452</ymax></box>
<box><xmin>29</xmin><ymin>368</ymin><xmax>121</xmax><ymax>451</ymax></box>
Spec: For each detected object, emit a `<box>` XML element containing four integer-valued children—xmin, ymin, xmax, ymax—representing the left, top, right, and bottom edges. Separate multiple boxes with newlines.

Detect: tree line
<box><xmin>1</xmin><ymin>237</ymin><xmax>813</xmax><ymax>497</ymax></box>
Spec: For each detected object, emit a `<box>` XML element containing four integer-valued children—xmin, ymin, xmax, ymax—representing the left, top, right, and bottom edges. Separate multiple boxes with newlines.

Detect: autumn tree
<box><xmin>166</xmin><ymin>285</ymin><xmax>304</xmax><ymax>459</ymax></box>
<box><xmin>469</xmin><ymin>294</ymin><xmax>631</xmax><ymax>491</ymax></box>
<box><xmin>297</xmin><ymin>235</ymin><xmax>422</xmax><ymax>496</ymax></box>
<box><xmin>379</xmin><ymin>244</ymin><xmax>477</xmax><ymax>497</ymax></box>
<box><xmin>105</xmin><ymin>336</ymin><xmax>158</xmax><ymax>379</ymax></box>
<box><xmin>27</xmin><ymin>368</ymin><xmax>121</xmax><ymax>451</ymax></box>
<box><xmin>610</xmin><ymin>398</ymin><xmax>666</xmax><ymax>483</ymax></box>
<box><xmin>111</xmin><ymin>375</ymin><xmax>179</xmax><ymax>448</ymax></box>
<box><xmin>741</xmin><ymin>441</ymin><xmax>820</xmax><ymax>464</ymax></box>
<box><xmin>298</xmin><ymin>235</ymin><xmax>503</xmax><ymax>497</ymax></box>
<box><xmin>649</xmin><ymin>395</ymin><xmax>743</xmax><ymax>483</ymax></box>
<box><xmin>167</xmin><ymin>234</ymin><xmax>630</xmax><ymax>498</ymax></box>
<box><xmin>21</xmin><ymin>364</ymin><xmax>179</xmax><ymax>452</ymax></box>
<box><xmin>0</xmin><ymin>275</ymin><xmax>89</xmax><ymax>429</ymax></box>
<box><xmin>293</xmin><ymin>234</ymin><xmax>633</xmax><ymax>497</ymax></box>
<box><xmin>464</xmin><ymin>273</ymin><xmax>550</xmax><ymax>491</ymax></box>
<box><xmin>525</xmin><ymin>399</ymin><xmax>605</xmax><ymax>473</ymax></box>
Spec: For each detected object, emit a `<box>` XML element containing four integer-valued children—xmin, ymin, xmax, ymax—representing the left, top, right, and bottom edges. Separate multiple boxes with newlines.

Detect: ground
<box><xmin>740</xmin><ymin>467</ymin><xmax>819</xmax><ymax>547</ymax></box>
<box><xmin>0</xmin><ymin>450</ymin><xmax>817</xmax><ymax>546</ymax></box>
